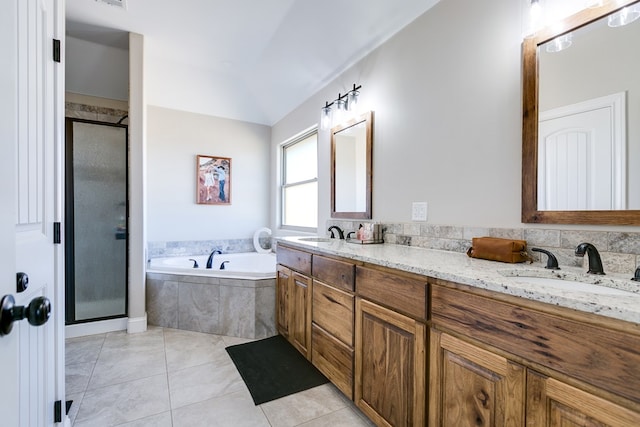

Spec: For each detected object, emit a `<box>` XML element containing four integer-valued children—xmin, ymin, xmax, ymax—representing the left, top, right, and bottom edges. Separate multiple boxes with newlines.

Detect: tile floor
<box><xmin>66</xmin><ymin>327</ymin><xmax>375</xmax><ymax>427</ymax></box>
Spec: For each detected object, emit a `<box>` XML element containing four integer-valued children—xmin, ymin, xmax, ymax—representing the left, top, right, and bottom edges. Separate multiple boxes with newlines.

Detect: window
<box><xmin>281</xmin><ymin>129</ymin><xmax>318</xmax><ymax>231</ymax></box>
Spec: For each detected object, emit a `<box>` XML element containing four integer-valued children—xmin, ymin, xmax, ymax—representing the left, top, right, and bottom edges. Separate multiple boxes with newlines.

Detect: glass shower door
<box><xmin>66</xmin><ymin>118</ymin><xmax>128</xmax><ymax>323</ymax></box>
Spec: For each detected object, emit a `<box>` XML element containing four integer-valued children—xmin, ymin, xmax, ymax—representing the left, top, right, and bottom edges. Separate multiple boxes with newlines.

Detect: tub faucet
<box><xmin>575</xmin><ymin>243</ymin><xmax>605</xmax><ymax>275</ymax></box>
<box><xmin>220</xmin><ymin>261</ymin><xmax>230</xmax><ymax>270</ymax></box>
<box><xmin>328</xmin><ymin>225</ymin><xmax>345</xmax><ymax>239</ymax></box>
<box><xmin>206</xmin><ymin>250</ymin><xmax>222</xmax><ymax>269</ymax></box>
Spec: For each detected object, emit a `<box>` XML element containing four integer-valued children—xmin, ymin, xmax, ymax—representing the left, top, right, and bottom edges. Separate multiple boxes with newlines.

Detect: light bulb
<box><xmin>333</xmin><ymin>98</ymin><xmax>346</xmax><ymax>124</ymax></box>
<box><xmin>530</xmin><ymin>0</ymin><xmax>543</xmax><ymax>32</ymax></box>
<box><xmin>347</xmin><ymin>88</ymin><xmax>359</xmax><ymax>113</ymax></box>
<box><xmin>320</xmin><ymin>105</ymin><xmax>332</xmax><ymax>130</ymax></box>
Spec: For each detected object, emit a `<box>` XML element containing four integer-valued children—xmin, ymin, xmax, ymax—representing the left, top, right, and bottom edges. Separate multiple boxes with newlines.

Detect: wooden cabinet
<box><xmin>526</xmin><ymin>371</ymin><xmax>640</xmax><ymax>427</ymax></box>
<box><xmin>276</xmin><ymin>265</ymin><xmax>312</xmax><ymax>359</ymax></box>
<box><xmin>355</xmin><ymin>297</ymin><xmax>426</xmax><ymax>427</ymax></box>
<box><xmin>275</xmin><ymin>264</ymin><xmax>290</xmax><ymax>336</ymax></box>
<box><xmin>430</xmin><ymin>281</ymin><xmax>640</xmax><ymax>427</ymax></box>
<box><xmin>354</xmin><ymin>265</ymin><xmax>428</xmax><ymax>426</ymax></box>
<box><xmin>276</xmin><ymin>246</ymin><xmax>312</xmax><ymax>359</ymax></box>
<box><xmin>429</xmin><ymin>330</ymin><xmax>525</xmax><ymax>427</ymax></box>
<box><xmin>430</xmin><ymin>329</ymin><xmax>640</xmax><ymax>427</ymax></box>
<box><xmin>278</xmin><ymin>244</ymin><xmax>640</xmax><ymax>427</ymax></box>
<box><xmin>289</xmin><ymin>271</ymin><xmax>312</xmax><ymax>358</ymax></box>
<box><xmin>311</xmin><ymin>255</ymin><xmax>355</xmax><ymax>398</ymax></box>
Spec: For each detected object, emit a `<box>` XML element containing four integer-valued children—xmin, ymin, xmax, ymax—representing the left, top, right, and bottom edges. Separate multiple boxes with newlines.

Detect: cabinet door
<box><xmin>429</xmin><ymin>330</ymin><xmax>525</xmax><ymax>427</ymax></box>
<box><xmin>527</xmin><ymin>371</ymin><xmax>640</xmax><ymax>427</ymax></box>
<box><xmin>290</xmin><ymin>272</ymin><xmax>312</xmax><ymax>359</ymax></box>
<box><xmin>355</xmin><ymin>298</ymin><xmax>426</xmax><ymax>427</ymax></box>
<box><xmin>276</xmin><ymin>265</ymin><xmax>290</xmax><ymax>337</ymax></box>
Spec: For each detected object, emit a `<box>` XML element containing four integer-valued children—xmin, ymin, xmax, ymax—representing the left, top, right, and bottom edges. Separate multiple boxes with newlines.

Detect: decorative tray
<box><xmin>345</xmin><ymin>238</ymin><xmax>384</xmax><ymax>245</ymax></box>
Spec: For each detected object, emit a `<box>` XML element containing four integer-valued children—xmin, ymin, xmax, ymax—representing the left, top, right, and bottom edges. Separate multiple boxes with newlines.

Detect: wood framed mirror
<box><xmin>522</xmin><ymin>0</ymin><xmax>640</xmax><ymax>225</ymax></box>
<box><xmin>331</xmin><ymin>111</ymin><xmax>373</xmax><ymax>219</ymax></box>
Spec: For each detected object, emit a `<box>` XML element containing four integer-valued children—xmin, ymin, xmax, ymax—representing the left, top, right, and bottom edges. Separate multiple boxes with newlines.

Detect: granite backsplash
<box><xmin>327</xmin><ymin>220</ymin><xmax>640</xmax><ymax>276</ymax></box>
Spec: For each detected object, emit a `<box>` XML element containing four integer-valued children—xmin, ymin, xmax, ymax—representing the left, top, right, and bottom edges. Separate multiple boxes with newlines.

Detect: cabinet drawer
<box><xmin>356</xmin><ymin>266</ymin><xmax>427</xmax><ymax>321</ymax></box>
<box><xmin>312</xmin><ymin>255</ymin><xmax>354</xmax><ymax>292</ymax></box>
<box><xmin>312</xmin><ymin>323</ymin><xmax>354</xmax><ymax>399</ymax></box>
<box><xmin>431</xmin><ymin>284</ymin><xmax>640</xmax><ymax>404</ymax></box>
<box><xmin>277</xmin><ymin>245</ymin><xmax>311</xmax><ymax>275</ymax></box>
<box><xmin>313</xmin><ymin>280</ymin><xmax>354</xmax><ymax>346</ymax></box>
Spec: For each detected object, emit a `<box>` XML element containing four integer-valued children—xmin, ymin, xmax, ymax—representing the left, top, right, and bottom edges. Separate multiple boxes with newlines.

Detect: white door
<box><xmin>538</xmin><ymin>93</ymin><xmax>626</xmax><ymax>211</ymax></box>
<box><xmin>0</xmin><ymin>0</ymin><xmax>64</xmax><ymax>426</ymax></box>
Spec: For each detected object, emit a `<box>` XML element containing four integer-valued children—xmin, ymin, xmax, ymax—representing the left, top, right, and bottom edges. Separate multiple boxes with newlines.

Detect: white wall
<box><xmin>65</xmin><ymin>36</ymin><xmax>129</xmax><ymax>101</ymax></box>
<box><xmin>272</xmin><ymin>0</ymin><xmax>524</xmax><ymax>232</ymax></box>
<box><xmin>147</xmin><ymin>106</ymin><xmax>271</xmax><ymax>242</ymax></box>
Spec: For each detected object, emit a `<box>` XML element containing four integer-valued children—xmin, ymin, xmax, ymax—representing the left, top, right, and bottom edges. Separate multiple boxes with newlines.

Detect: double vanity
<box><xmin>276</xmin><ymin>236</ymin><xmax>640</xmax><ymax>426</ymax></box>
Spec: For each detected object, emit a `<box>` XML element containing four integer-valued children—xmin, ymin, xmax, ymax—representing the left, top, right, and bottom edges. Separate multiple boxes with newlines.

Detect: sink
<box><xmin>298</xmin><ymin>237</ymin><xmax>335</xmax><ymax>243</ymax></box>
<box><xmin>508</xmin><ymin>276</ymin><xmax>635</xmax><ymax>296</ymax></box>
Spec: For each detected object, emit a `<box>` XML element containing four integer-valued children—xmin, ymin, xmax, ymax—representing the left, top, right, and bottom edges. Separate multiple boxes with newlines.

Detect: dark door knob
<box><xmin>0</xmin><ymin>294</ymin><xmax>51</xmax><ymax>336</ymax></box>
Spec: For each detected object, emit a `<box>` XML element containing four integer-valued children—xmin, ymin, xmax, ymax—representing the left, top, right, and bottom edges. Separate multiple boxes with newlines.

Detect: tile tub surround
<box><xmin>326</xmin><ymin>220</ymin><xmax>640</xmax><ymax>276</ymax></box>
<box><xmin>146</xmin><ymin>272</ymin><xmax>276</xmax><ymax>339</ymax></box>
<box><xmin>278</xmin><ymin>236</ymin><xmax>640</xmax><ymax>325</ymax></box>
<box><xmin>147</xmin><ymin>238</ymin><xmax>267</xmax><ymax>259</ymax></box>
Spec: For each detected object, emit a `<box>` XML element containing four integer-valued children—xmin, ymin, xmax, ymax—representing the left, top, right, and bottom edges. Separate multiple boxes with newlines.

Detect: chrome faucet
<box><xmin>206</xmin><ymin>250</ymin><xmax>222</xmax><ymax>269</ymax></box>
<box><xmin>575</xmin><ymin>243</ymin><xmax>605</xmax><ymax>275</ymax></box>
<box><xmin>328</xmin><ymin>225</ymin><xmax>345</xmax><ymax>239</ymax></box>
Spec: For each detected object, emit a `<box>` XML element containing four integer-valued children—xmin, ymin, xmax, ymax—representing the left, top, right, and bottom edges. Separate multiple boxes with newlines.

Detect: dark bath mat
<box><xmin>225</xmin><ymin>334</ymin><xmax>328</xmax><ymax>405</ymax></box>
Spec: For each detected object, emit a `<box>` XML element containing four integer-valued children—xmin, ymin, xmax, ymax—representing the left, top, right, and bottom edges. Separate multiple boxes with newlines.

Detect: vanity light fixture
<box><xmin>320</xmin><ymin>84</ymin><xmax>362</xmax><ymax>130</ymax></box>
<box><xmin>608</xmin><ymin>4</ymin><xmax>640</xmax><ymax>27</ymax></box>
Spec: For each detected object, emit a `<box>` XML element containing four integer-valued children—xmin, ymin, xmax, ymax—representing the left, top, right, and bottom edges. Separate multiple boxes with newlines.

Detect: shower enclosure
<box><xmin>65</xmin><ymin>118</ymin><xmax>128</xmax><ymax>323</ymax></box>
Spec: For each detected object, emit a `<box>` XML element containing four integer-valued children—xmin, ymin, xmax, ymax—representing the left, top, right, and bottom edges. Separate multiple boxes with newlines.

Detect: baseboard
<box><xmin>127</xmin><ymin>313</ymin><xmax>147</xmax><ymax>334</ymax></box>
<box><xmin>65</xmin><ymin>317</ymin><xmax>128</xmax><ymax>338</ymax></box>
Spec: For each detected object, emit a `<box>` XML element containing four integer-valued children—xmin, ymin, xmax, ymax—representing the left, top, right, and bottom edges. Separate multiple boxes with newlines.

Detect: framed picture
<box><xmin>197</xmin><ymin>155</ymin><xmax>231</xmax><ymax>205</ymax></box>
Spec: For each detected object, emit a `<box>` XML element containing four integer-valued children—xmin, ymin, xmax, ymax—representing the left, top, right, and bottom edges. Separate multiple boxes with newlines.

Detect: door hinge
<box><xmin>53</xmin><ymin>222</ymin><xmax>61</xmax><ymax>244</ymax></box>
<box><xmin>53</xmin><ymin>400</ymin><xmax>73</xmax><ymax>423</ymax></box>
<box><xmin>53</xmin><ymin>39</ymin><xmax>61</xmax><ymax>63</ymax></box>
<box><xmin>53</xmin><ymin>400</ymin><xmax>62</xmax><ymax>423</ymax></box>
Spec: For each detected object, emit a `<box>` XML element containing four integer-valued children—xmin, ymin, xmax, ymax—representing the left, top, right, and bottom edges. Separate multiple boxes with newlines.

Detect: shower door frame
<box><xmin>65</xmin><ymin>117</ymin><xmax>129</xmax><ymax>324</ymax></box>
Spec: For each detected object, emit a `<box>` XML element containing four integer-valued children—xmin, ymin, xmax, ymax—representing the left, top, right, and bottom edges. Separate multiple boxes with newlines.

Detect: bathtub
<box><xmin>147</xmin><ymin>252</ymin><xmax>276</xmax><ymax>280</ymax></box>
<box><xmin>145</xmin><ymin>252</ymin><xmax>277</xmax><ymax>339</ymax></box>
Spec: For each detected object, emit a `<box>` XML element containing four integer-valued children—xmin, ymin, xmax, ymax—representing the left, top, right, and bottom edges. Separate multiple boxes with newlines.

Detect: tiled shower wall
<box><xmin>66</xmin><ymin>99</ymin><xmax>128</xmax><ymax>124</ymax></box>
<box><xmin>327</xmin><ymin>220</ymin><xmax>640</xmax><ymax>276</ymax></box>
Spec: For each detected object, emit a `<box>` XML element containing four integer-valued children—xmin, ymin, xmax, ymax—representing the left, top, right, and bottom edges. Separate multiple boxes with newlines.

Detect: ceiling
<box><xmin>66</xmin><ymin>0</ymin><xmax>440</xmax><ymax>125</ymax></box>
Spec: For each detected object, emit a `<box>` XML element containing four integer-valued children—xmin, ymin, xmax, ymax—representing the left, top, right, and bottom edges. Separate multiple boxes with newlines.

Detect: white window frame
<box><xmin>280</xmin><ymin>126</ymin><xmax>318</xmax><ymax>233</ymax></box>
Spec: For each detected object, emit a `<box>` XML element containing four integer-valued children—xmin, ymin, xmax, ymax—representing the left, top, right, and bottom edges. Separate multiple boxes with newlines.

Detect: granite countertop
<box><xmin>278</xmin><ymin>236</ymin><xmax>640</xmax><ymax>325</ymax></box>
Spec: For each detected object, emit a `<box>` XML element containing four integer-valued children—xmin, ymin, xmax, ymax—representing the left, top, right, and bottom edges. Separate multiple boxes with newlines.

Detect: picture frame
<box><xmin>196</xmin><ymin>155</ymin><xmax>231</xmax><ymax>205</ymax></box>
